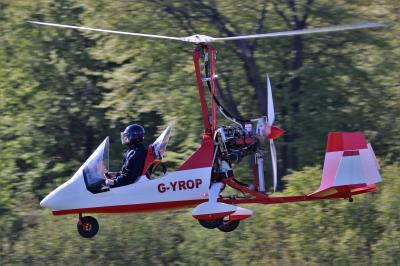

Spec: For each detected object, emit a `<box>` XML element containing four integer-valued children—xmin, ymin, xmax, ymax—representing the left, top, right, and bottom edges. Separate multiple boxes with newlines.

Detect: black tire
<box><xmin>198</xmin><ymin>218</ymin><xmax>223</xmax><ymax>229</ymax></box>
<box><xmin>77</xmin><ymin>216</ymin><xmax>99</xmax><ymax>238</ymax></box>
<box><xmin>217</xmin><ymin>220</ymin><xmax>240</xmax><ymax>232</ymax></box>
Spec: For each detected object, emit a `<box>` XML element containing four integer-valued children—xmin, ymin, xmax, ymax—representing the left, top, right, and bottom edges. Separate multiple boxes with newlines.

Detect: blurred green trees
<box><xmin>0</xmin><ymin>0</ymin><xmax>398</xmax><ymax>265</ymax></box>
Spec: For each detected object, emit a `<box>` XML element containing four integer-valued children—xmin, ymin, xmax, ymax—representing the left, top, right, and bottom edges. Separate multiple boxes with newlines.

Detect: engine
<box><xmin>217</xmin><ymin>125</ymin><xmax>259</xmax><ymax>164</ymax></box>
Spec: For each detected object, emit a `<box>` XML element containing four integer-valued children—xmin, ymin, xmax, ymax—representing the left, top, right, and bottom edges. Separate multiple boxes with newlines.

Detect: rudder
<box><xmin>310</xmin><ymin>132</ymin><xmax>381</xmax><ymax>198</ymax></box>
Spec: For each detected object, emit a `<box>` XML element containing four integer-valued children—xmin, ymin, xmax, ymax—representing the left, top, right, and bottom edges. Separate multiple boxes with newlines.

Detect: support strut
<box><xmin>207</xmin><ymin>47</ymin><xmax>217</xmax><ymax>132</ymax></box>
<box><xmin>193</xmin><ymin>46</ymin><xmax>212</xmax><ymax>134</ymax></box>
<box><xmin>256</xmin><ymin>153</ymin><xmax>266</xmax><ymax>193</ymax></box>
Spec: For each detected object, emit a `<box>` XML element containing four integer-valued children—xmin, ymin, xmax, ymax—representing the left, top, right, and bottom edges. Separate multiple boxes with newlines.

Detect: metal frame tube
<box><xmin>192</xmin><ymin>46</ymin><xmax>211</xmax><ymax>133</ymax></box>
<box><xmin>256</xmin><ymin>153</ymin><xmax>265</xmax><ymax>193</ymax></box>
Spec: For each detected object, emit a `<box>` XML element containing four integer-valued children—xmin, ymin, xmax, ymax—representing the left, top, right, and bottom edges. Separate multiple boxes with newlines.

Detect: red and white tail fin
<box><xmin>310</xmin><ymin>132</ymin><xmax>381</xmax><ymax>198</ymax></box>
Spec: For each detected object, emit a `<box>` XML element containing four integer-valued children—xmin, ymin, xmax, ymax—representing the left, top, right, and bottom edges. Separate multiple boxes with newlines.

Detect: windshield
<box><xmin>152</xmin><ymin>126</ymin><xmax>172</xmax><ymax>159</ymax></box>
<box><xmin>82</xmin><ymin>137</ymin><xmax>109</xmax><ymax>194</ymax></box>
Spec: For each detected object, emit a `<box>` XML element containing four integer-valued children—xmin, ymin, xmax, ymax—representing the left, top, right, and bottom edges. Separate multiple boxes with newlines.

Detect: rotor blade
<box><xmin>270</xmin><ymin>139</ymin><xmax>278</xmax><ymax>192</ymax></box>
<box><xmin>213</xmin><ymin>22</ymin><xmax>386</xmax><ymax>42</ymax></box>
<box><xmin>27</xmin><ymin>21</ymin><xmax>185</xmax><ymax>42</ymax></box>
<box><xmin>267</xmin><ymin>74</ymin><xmax>275</xmax><ymax>126</ymax></box>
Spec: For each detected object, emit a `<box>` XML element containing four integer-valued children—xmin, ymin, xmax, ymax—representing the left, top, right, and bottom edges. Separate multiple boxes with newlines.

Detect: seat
<box><xmin>141</xmin><ymin>126</ymin><xmax>172</xmax><ymax>178</ymax></box>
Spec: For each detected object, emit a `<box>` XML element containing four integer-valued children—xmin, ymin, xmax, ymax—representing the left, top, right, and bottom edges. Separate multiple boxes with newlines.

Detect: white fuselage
<box><xmin>41</xmin><ymin>166</ymin><xmax>212</xmax><ymax>213</ymax></box>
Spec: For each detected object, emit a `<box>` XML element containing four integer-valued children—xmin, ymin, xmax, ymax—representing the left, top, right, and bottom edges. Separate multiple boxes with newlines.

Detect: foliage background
<box><xmin>0</xmin><ymin>0</ymin><xmax>399</xmax><ymax>265</ymax></box>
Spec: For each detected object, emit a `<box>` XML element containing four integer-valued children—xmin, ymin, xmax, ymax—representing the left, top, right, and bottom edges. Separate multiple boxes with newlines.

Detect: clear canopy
<box><xmin>82</xmin><ymin>137</ymin><xmax>109</xmax><ymax>193</ymax></box>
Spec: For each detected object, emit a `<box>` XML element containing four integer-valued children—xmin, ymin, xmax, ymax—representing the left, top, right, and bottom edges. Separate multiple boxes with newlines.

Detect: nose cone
<box><xmin>40</xmin><ymin>193</ymin><xmax>56</xmax><ymax>209</ymax></box>
<box><xmin>39</xmin><ymin>180</ymin><xmax>76</xmax><ymax>210</ymax></box>
<box><xmin>40</xmin><ymin>188</ymin><xmax>62</xmax><ymax>209</ymax></box>
<box><xmin>268</xmin><ymin>126</ymin><xmax>285</xmax><ymax>139</ymax></box>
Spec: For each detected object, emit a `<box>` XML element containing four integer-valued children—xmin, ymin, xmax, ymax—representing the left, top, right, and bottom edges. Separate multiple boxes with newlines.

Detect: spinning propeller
<box><xmin>266</xmin><ymin>75</ymin><xmax>283</xmax><ymax>192</ymax></box>
<box><xmin>253</xmin><ymin>76</ymin><xmax>284</xmax><ymax>192</ymax></box>
<box><xmin>27</xmin><ymin>21</ymin><xmax>385</xmax><ymax>44</ymax></box>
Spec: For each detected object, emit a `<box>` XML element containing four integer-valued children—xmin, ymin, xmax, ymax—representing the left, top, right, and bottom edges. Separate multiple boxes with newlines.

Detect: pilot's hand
<box><xmin>105</xmin><ymin>172</ymin><xmax>118</xmax><ymax>179</ymax></box>
<box><xmin>105</xmin><ymin>179</ymin><xmax>115</xmax><ymax>186</ymax></box>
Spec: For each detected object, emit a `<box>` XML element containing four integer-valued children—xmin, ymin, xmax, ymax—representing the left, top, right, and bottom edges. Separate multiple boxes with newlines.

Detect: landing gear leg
<box><xmin>77</xmin><ymin>213</ymin><xmax>99</xmax><ymax>238</ymax></box>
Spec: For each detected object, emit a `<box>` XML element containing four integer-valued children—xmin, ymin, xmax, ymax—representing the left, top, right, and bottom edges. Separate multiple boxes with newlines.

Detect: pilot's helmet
<box><xmin>121</xmin><ymin>124</ymin><xmax>145</xmax><ymax>146</ymax></box>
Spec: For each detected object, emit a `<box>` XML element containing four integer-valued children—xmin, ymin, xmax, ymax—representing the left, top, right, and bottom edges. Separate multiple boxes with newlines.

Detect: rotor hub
<box><xmin>182</xmin><ymin>34</ymin><xmax>215</xmax><ymax>43</ymax></box>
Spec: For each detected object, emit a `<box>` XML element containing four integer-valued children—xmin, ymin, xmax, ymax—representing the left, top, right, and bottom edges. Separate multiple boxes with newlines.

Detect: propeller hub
<box><xmin>267</xmin><ymin>126</ymin><xmax>285</xmax><ymax>139</ymax></box>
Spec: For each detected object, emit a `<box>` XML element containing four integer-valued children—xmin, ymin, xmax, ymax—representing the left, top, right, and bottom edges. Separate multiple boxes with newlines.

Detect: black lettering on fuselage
<box><xmin>178</xmin><ymin>180</ymin><xmax>186</xmax><ymax>190</ymax></box>
<box><xmin>170</xmin><ymin>181</ymin><xmax>177</xmax><ymax>191</ymax></box>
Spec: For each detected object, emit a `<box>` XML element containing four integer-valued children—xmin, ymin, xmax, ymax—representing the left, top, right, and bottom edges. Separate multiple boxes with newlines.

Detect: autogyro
<box><xmin>29</xmin><ymin>20</ymin><xmax>384</xmax><ymax>238</ymax></box>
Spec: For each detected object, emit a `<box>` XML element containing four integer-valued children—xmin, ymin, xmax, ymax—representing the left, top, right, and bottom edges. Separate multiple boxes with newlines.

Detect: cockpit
<box><xmin>82</xmin><ymin>126</ymin><xmax>172</xmax><ymax>194</ymax></box>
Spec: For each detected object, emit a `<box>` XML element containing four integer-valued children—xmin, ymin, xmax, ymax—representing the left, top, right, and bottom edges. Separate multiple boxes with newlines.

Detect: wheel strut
<box><xmin>78</xmin><ymin>213</ymin><xmax>83</xmax><ymax>225</ymax></box>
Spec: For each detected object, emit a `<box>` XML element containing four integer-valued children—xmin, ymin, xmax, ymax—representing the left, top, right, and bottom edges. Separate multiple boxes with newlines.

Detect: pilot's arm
<box><xmin>109</xmin><ymin>146</ymin><xmax>147</xmax><ymax>188</ymax></box>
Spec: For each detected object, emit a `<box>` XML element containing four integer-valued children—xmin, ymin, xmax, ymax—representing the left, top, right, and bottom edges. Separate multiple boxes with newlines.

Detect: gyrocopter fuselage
<box><xmin>31</xmin><ymin>20</ymin><xmax>384</xmax><ymax>238</ymax></box>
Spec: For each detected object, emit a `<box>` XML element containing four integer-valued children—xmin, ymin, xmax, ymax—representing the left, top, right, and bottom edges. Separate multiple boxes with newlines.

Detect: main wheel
<box><xmin>198</xmin><ymin>218</ymin><xmax>223</xmax><ymax>229</ymax></box>
<box><xmin>217</xmin><ymin>219</ymin><xmax>240</xmax><ymax>232</ymax></box>
<box><xmin>77</xmin><ymin>216</ymin><xmax>99</xmax><ymax>238</ymax></box>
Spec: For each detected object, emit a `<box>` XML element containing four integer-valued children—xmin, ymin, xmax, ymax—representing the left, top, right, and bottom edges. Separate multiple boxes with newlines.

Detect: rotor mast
<box><xmin>192</xmin><ymin>44</ymin><xmax>218</xmax><ymax>134</ymax></box>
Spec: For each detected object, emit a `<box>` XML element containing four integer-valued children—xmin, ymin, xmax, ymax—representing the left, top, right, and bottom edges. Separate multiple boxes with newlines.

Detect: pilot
<box><xmin>104</xmin><ymin>124</ymin><xmax>147</xmax><ymax>188</ymax></box>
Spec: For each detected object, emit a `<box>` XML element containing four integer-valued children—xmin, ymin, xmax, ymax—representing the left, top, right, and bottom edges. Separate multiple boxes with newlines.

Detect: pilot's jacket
<box><xmin>111</xmin><ymin>143</ymin><xmax>147</xmax><ymax>188</ymax></box>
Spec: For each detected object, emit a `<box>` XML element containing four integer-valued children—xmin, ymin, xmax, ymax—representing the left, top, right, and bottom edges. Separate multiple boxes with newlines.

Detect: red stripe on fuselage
<box><xmin>51</xmin><ymin>184</ymin><xmax>377</xmax><ymax>216</ymax></box>
<box><xmin>52</xmin><ymin>199</ymin><xmax>207</xmax><ymax>215</ymax></box>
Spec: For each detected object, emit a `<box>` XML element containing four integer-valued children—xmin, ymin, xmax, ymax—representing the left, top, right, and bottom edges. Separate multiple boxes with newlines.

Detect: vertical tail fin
<box><xmin>310</xmin><ymin>132</ymin><xmax>381</xmax><ymax>198</ymax></box>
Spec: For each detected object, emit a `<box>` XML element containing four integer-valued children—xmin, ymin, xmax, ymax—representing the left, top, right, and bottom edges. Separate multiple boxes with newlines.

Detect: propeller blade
<box><xmin>27</xmin><ymin>21</ymin><xmax>185</xmax><ymax>42</ymax></box>
<box><xmin>270</xmin><ymin>139</ymin><xmax>278</xmax><ymax>192</ymax></box>
<box><xmin>267</xmin><ymin>75</ymin><xmax>275</xmax><ymax>126</ymax></box>
<box><xmin>213</xmin><ymin>22</ymin><xmax>386</xmax><ymax>42</ymax></box>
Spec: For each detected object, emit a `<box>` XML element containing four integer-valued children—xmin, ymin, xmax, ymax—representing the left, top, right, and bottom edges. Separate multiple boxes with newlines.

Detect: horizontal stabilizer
<box><xmin>310</xmin><ymin>132</ymin><xmax>381</xmax><ymax>198</ymax></box>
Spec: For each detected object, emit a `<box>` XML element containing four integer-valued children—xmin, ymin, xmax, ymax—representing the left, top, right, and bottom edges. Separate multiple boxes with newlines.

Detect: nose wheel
<box><xmin>77</xmin><ymin>215</ymin><xmax>99</xmax><ymax>238</ymax></box>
